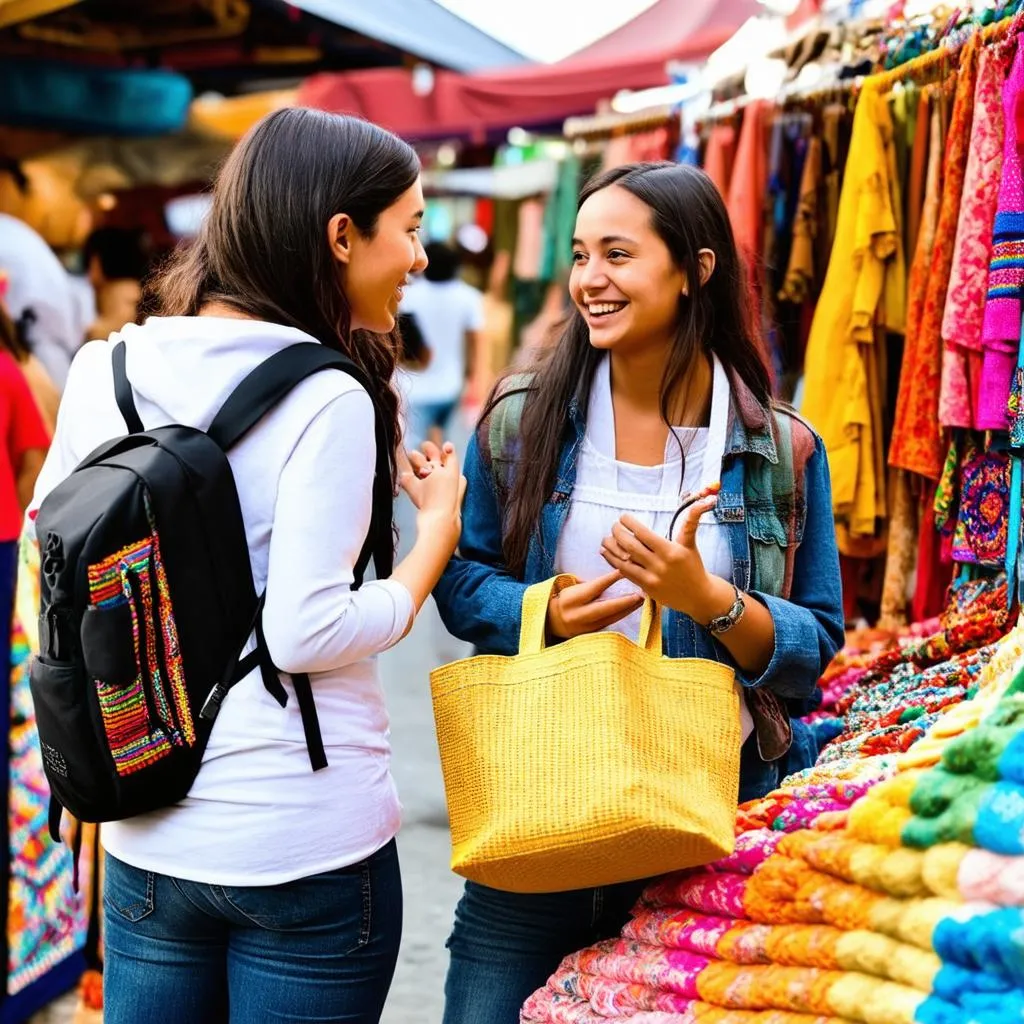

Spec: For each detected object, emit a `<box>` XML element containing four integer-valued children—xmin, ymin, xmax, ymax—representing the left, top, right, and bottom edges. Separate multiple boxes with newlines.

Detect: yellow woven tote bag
<box><xmin>430</xmin><ymin>574</ymin><xmax>742</xmax><ymax>893</ymax></box>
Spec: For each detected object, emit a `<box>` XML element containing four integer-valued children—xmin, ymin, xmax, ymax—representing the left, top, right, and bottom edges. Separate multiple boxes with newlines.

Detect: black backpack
<box><xmin>30</xmin><ymin>340</ymin><xmax>394</xmax><ymax>841</ymax></box>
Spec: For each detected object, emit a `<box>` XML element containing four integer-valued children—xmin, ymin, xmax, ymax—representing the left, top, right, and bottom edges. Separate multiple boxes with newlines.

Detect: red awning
<box><xmin>297</xmin><ymin>0</ymin><xmax>760</xmax><ymax>142</ymax></box>
<box><xmin>568</xmin><ymin>0</ymin><xmax>759</xmax><ymax>66</ymax></box>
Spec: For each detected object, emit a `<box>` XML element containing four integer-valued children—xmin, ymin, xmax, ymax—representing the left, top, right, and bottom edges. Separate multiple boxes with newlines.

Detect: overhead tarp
<box><xmin>297</xmin><ymin>0</ymin><xmax>759</xmax><ymax>142</ymax></box>
<box><xmin>422</xmin><ymin>160</ymin><xmax>560</xmax><ymax>200</ymax></box>
<box><xmin>0</xmin><ymin>59</ymin><xmax>192</xmax><ymax>135</ymax></box>
<box><xmin>285</xmin><ymin>0</ymin><xmax>526</xmax><ymax>72</ymax></box>
<box><xmin>567</xmin><ymin>0</ymin><xmax>761</xmax><ymax>66</ymax></box>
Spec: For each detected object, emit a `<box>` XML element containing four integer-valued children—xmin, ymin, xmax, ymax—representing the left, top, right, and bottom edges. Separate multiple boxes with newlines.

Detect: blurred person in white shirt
<box><xmin>400</xmin><ymin>242</ymin><xmax>484</xmax><ymax>447</ymax></box>
<box><xmin>0</xmin><ymin>158</ymin><xmax>83</xmax><ymax>390</ymax></box>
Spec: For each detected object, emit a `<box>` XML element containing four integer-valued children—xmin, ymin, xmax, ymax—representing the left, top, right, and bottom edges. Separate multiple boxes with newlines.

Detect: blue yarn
<box><xmin>974</xmin><ymin>781</ymin><xmax>1024</xmax><ymax>855</ymax></box>
<box><xmin>932</xmin><ymin>963</ymin><xmax>1015</xmax><ymax>999</ymax></box>
<box><xmin>933</xmin><ymin>909</ymin><xmax>1024</xmax><ymax>985</ymax></box>
<box><xmin>919</xmin><ymin>983</ymin><xmax>1024</xmax><ymax>1023</ymax></box>
<box><xmin>915</xmin><ymin>994</ymin><xmax>963</xmax><ymax>1024</ymax></box>
<box><xmin>997</xmin><ymin>730</ymin><xmax>1024</xmax><ymax>785</ymax></box>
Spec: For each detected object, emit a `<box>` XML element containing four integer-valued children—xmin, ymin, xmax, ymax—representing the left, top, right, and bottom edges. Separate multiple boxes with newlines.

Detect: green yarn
<box><xmin>910</xmin><ymin>768</ymin><xmax>989</xmax><ymax>818</ymax></box>
<box><xmin>941</xmin><ymin>721</ymin><xmax>1024</xmax><ymax>781</ymax></box>
<box><xmin>900</xmin><ymin>706</ymin><xmax>927</xmax><ymax>723</ymax></box>
<box><xmin>1004</xmin><ymin>658</ymin><xmax>1024</xmax><ymax>697</ymax></box>
<box><xmin>902</xmin><ymin>781</ymin><xmax>990</xmax><ymax>849</ymax></box>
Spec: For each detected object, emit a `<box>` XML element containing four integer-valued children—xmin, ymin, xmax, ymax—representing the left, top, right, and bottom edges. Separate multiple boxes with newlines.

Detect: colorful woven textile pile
<box><xmin>522</xmin><ymin>577</ymin><xmax>1024</xmax><ymax>1024</ymax></box>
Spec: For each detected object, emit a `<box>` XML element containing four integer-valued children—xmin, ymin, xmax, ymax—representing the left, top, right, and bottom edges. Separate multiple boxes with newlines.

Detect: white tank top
<box><xmin>555</xmin><ymin>354</ymin><xmax>754</xmax><ymax>742</ymax></box>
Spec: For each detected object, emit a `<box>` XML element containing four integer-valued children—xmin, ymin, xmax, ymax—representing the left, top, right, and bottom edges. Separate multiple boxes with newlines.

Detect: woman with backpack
<box><xmin>28</xmin><ymin>108</ymin><xmax>464</xmax><ymax>1024</ymax></box>
<box><xmin>430</xmin><ymin>162</ymin><xmax>845</xmax><ymax>1023</ymax></box>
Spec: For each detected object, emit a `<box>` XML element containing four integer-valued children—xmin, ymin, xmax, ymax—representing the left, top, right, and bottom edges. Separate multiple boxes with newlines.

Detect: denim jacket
<box><xmin>434</xmin><ymin>370</ymin><xmax>844</xmax><ymax>801</ymax></box>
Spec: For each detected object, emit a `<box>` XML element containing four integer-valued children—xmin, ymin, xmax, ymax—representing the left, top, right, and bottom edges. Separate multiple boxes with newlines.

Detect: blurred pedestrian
<box><xmin>0</xmin><ymin>284</ymin><xmax>50</xmax><ymax>714</ymax></box>
<box><xmin>0</xmin><ymin>158</ymin><xmax>82</xmax><ymax>389</ymax></box>
<box><xmin>400</xmin><ymin>242</ymin><xmax>484</xmax><ymax>448</ymax></box>
<box><xmin>82</xmin><ymin>226</ymin><xmax>149</xmax><ymax>340</ymax></box>
<box><xmin>0</xmin><ymin>275</ymin><xmax>61</xmax><ymax>432</ymax></box>
<box><xmin>28</xmin><ymin>108</ymin><xmax>465</xmax><ymax>1024</ymax></box>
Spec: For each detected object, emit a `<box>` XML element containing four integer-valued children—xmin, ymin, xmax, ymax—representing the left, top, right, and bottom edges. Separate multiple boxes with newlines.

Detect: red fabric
<box><xmin>727</xmin><ymin>100</ymin><xmax>772</xmax><ymax>283</ymax></box>
<box><xmin>912</xmin><ymin>498</ymin><xmax>953</xmax><ymax>622</ymax></box>
<box><xmin>298</xmin><ymin>0</ymin><xmax>759</xmax><ymax>142</ymax></box>
<box><xmin>475</xmin><ymin>198</ymin><xmax>494</xmax><ymax>236</ymax></box>
<box><xmin>0</xmin><ymin>352</ymin><xmax>48</xmax><ymax>542</ymax></box>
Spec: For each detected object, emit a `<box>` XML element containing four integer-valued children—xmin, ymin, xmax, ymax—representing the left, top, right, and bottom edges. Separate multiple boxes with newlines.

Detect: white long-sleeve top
<box><xmin>28</xmin><ymin>316</ymin><xmax>414</xmax><ymax>885</ymax></box>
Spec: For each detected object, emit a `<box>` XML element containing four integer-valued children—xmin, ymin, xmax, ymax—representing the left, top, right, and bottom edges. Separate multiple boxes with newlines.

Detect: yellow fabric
<box><xmin>189</xmin><ymin>90</ymin><xmax>297</xmax><ymax>140</ymax></box>
<box><xmin>847</xmin><ymin>772</ymin><xmax>922</xmax><ymax>847</ymax></box>
<box><xmin>826</xmin><ymin>971</ymin><xmax>923</xmax><ymax>1024</ymax></box>
<box><xmin>833</xmin><ymin>931</ymin><xmax>940</xmax><ymax>992</ymax></box>
<box><xmin>0</xmin><ymin>0</ymin><xmax>78</xmax><ymax>29</ymax></box>
<box><xmin>868</xmin><ymin>895</ymin><xmax>959</xmax><ymax>950</ymax></box>
<box><xmin>802</xmin><ymin>84</ymin><xmax>904</xmax><ymax>538</ymax></box>
<box><xmin>429</xmin><ymin>574</ymin><xmax>741</xmax><ymax>893</ymax></box>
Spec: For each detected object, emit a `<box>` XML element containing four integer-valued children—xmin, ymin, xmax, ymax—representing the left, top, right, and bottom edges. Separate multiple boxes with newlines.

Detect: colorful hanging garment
<box><xmin>891</xmin><ymin>35</ymin><xmax>980</xmax><ymax>480</ymax></box>
<box><xmin>979</xmin><ymin>44</ymin><xmax>1024</xmax><ymax>430</ymax></box>
<box><xmin>939</xmin><ymin>46</ymin><xmax>1008</xmax><ymax>428</ymax></box>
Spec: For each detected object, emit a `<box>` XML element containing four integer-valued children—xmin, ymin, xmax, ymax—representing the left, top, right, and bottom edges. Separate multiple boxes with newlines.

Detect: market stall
<box><xmin>517</xmin><ymin>4</ymin><xmax>1024</xmax><ymax>1020</ymax></box>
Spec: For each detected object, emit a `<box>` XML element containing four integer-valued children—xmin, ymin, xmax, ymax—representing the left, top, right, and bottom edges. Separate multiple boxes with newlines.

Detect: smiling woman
<box><xmin>27</xmin><ymin>107</ymin><xmax>465</xmax><ymax>1024</ymax></box>
<box><xmin>432</xmin><ymin>161</ymin><xmax>844</xmax><ymax>1024</ymax></box>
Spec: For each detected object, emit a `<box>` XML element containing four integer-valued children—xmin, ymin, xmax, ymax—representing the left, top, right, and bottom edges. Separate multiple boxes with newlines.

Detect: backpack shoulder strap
<box><xmin>207</xmin><ymin>342</ymin><xmax>363</xmax><ymax>450</ymax></box>
<box><xmin>208</xmin><ymin>341</ymin><xmax>394</xmax><ymax>587</ymax></box>
<box><xmin>206</xmin><ymin>343</ymin><xmax>393</xmax><ymax>775</ymax></box>
<box><xmin>111</xmin><ymin>340</ymin><xmax>144</xmax><ymax>434</ymax></box>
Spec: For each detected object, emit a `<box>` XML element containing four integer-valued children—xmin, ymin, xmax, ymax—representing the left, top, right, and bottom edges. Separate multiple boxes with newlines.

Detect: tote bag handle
<box><xmin>518</xmin><ymin>574</ymin><xmax>662</xmax><ymax>655</ymax></box>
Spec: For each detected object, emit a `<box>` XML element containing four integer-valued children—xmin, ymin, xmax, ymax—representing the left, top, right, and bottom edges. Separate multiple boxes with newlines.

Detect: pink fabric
<box><xmin>521</xmin><ymin>988</ymin><xmax>700</xmax><ymax>1024</ymax></box>
<box><xmin>942</xmin><ymin>48</ymin><xmax>1007</xmax><ymax>352</ymax></box>
<box><xmin>978</xmin><ymin>344</ymin><xmax>1020</xmax><ymax>428</ymax></box>
<box><xmin>623</xmin><ymin>908</ymin><xmax>737</xmax><ymax>955</ymax></box>
<box><xmin>570</xmin><ymin>939</ymin><xmax>709</xmax><ymax>998</ymax></box>
<box><xmin>943</xmin><ymin>45</ymin><xmax>1007</xmax><ymax>350</ymax></box>
<box><xmin>940</xmin><ymin>346</ymin><xmax>974</xmax><ymax>428</ymax></box>
<box><xmin>979</xmin><ymin>45</ymin><xmax>1024</xmax><ymax>430</ymax></box>
<box><xmin>941</xmin><ymin>48</ymin><xmax>1008</xmax><ymax>427</ymax></box>
<box><xmin>958</xmin><ymin>847</ymin><xmax>1024</xmax><ymax>905</ymax></box>
<box><xmin>549</xmin><ymin>961</ymin><xmax>697</xmax><ymax>1014</ymax></box>
<box><xmin>710</xmin><ymin>829</ymin><xmax>785</xmax><ymax>875</ymax></box>
<box><xmin>643</xmin><ymin>872</ymin><xmax>749</xmax><ymax>918</ymax></box>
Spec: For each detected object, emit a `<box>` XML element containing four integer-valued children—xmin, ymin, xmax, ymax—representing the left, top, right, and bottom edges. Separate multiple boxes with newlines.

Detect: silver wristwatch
<box><xmin>705</xmin><ymin>584</ymin><xmax>746</xmax><ymax>635</ymax></box>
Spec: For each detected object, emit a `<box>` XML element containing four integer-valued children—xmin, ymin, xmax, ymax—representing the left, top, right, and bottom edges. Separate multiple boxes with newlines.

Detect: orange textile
<box><xmin>890</xmin><ymin>37</ymin><xmax>980</xmax><ymax>479</ymax></box>
<box><xmin>727</xmin><ymin>100</ymin><xmax>772</xmax><ymax>273</ymax></box>
<box><xmin>705</xmin><ymin>122</ymin><xmax>738</xmax><ymax>199</ymax></box>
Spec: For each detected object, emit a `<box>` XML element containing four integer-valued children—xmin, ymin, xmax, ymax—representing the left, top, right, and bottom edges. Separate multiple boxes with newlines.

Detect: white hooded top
<box><xmin>29</xmin><ymin>316</ymin><xmax>414</xmax><ymax>885</ymax></box>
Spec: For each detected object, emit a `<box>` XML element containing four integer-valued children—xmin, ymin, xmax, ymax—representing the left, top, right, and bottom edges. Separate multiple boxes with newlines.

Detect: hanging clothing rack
<box><xmin>562</xmin><ymin>103</ymin><xmax>676</xmax><ymax>142</ymax></box>
<box><xmin>870</xmin><ymin>5</ymin><xmax>1023</xmax><ymax>91</ymax></box>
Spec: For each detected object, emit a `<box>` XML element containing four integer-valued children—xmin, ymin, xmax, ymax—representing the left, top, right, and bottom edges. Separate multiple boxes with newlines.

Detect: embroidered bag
<box><xmin>31</xmin><ymin>341</ymin><xmax>393</xmax><ymax>839</ymax></box>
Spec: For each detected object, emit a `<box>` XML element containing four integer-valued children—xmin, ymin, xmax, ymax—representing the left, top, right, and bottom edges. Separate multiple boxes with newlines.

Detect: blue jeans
<box><xmin>103</xmin><ymin>840</ymin><xmax>402</xmax><ymax>1024</ymax></box>
<box><xmin>408</xmin><ymin>399</ymin><xmax>458</xmax><ymax>448</ymax></box>
<box><xmin>442</xmin><ymin>877</ymin><xmax>648</xmax><ymax>1024</ymax></box>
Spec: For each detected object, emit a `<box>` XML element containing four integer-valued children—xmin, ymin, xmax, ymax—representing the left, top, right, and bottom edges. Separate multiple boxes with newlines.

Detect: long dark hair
<box><xmin>0</xmin><ymin>303</ymin><xmax>31</xmax><ymax>363</ymax></box>
<box><xmin>492</xmin><ymin>162</ymin><xmax>771</xmax><ymax>576</ymax></box>
<box><xmin>150</xmin><ymin>107</ymin><xmax>421</xmax><ymax>502</ymax></box>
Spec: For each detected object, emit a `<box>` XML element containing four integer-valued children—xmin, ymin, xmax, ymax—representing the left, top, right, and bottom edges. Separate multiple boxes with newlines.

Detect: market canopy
<box><xmin>298</xmin><ymin>0</ymin><xmax>761</xmax><ymax>142</ymax></box>
<box><xmin>285</xmin><ymin>0</ymin><xmax>526</xmax><ymax>72</ymax></box>
<box><xmin>567</xmin><ymin>0</ymin><xmax>761</xmax><ymax>66</ymax></box>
